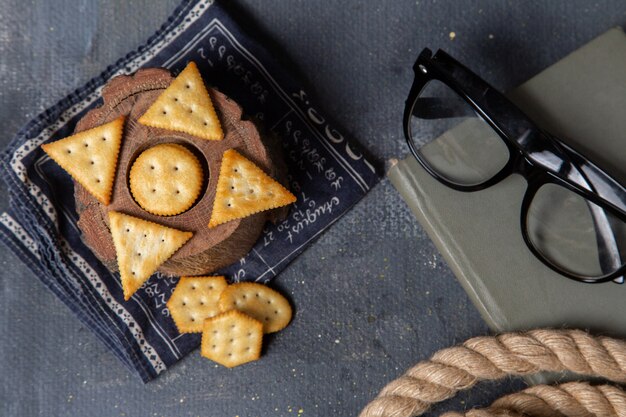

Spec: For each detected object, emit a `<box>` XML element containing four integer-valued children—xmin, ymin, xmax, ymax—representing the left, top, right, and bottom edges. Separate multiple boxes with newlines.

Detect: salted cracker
<box><xmin>138</xmin><ymin>62</ymin><xmax>223</xmax><ymax>140</ymax></box>
<box><xmin>167</xmin><ymin>276</ymin><xmax>228</xmax><ymax>333</ymax></box>
<box><xmin>201</xmin><ymin>310</ymin><xmax>263</xmax><ymax>368</ymax></box>
<box><xmin>218</xmin><ymin>282</ymin><xmax>292</xmax><ymax>333</ymax></box>
<box><xmin>108</xmin><ymin>211</ymin><xmax>193</xmax><ymax>300</ymax></box>
<box><xmin>41</xmin><ymin>116</ymin><xmax>125</xmax><ymax>205</ymax></box>
<box><xmin>208</xmin><ymin>149</ymin><xmax>296</xmax><ymax>228</ymax></box>
<box><xmin>129</xmin><ymin>143</ymin><xmax>203</xmax><ymax>216</ymax></box>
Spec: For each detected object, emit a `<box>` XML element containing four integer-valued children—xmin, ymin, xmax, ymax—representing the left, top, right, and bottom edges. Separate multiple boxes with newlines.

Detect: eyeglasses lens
<box><xmin>526</xmin><ymin>183</ymin><xmax>626</xmax><ymax>280</ymax></box>
<box><xmin>409</xmin><ymin>79</ymin><xmax>509</xmax><ymax>186</ymax></box>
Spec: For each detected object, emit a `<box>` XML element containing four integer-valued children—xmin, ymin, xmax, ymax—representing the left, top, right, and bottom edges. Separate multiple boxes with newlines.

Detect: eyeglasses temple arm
<box><xmin>557</xmin><ymin>140</ymin><xmax>626</xmax><ymax>217</ymax></box>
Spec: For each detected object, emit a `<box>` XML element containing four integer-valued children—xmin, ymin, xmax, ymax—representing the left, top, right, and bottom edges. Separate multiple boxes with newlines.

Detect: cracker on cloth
<box><xmin>201</xmin><ymin>309</ymin><xmax>263</xmax><ymax>368</ymax></box>
<box><xmin>167</xmin><ymin>276</ymin><xmax>228</xmax><ymax>333</ymax></box>
<box><xmin>208</xmin><ymin>149</ymin><xmax>296</xmax><ymax>228</ymax></box>
<box><xmin>218</xmin><ymin>282</ymin><xmax>292</xmax><ymax>333</ymax></box>
<box><xmin>108</xmin><ymin>211</ymin><xmax>193</xmax><ymax>300</ymax></box>
<box><xmin>41</xmin><ymin>116</ymin><xmax>125</xmax><ymax>205</ymax></box>
<box><xmin>138</xmin><ymin>62</ymin><xmax>223</xmax><ymax>141</ymax></box>
<box><xmin>129</xmin><ymin>143</ymin><xmax>203</xmax><ymax>216</ymax></box>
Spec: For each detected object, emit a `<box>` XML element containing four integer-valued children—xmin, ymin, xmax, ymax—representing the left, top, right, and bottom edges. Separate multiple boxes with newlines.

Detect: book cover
<box><xmin>389</xmin><ymin>28</ymin><xmax>626</xmax><ymax>340</ymax></box>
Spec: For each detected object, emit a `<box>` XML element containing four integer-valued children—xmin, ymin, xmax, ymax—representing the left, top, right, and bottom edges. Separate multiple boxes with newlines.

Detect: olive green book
<box><xmin>389</xmin><ymin>28</ymin><xmax>626</xmax><ymax>341</ymax></box>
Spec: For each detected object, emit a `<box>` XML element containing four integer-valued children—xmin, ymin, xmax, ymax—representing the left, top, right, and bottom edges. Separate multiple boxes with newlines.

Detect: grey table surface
<box><xmin>1</xmin><ymin>1</ymin><xmax>625</xmax><ymax>416</ymax></box>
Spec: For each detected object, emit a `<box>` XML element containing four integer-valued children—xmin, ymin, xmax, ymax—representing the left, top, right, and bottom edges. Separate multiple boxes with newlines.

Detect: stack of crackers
<box><xmin>168</xmin><ymin>278</ymin><xmax>292</xmax><ymax>367</ymax></box>
<box><xmin>41</xmin><ymin>62</ymin><xmax>297</xmax><ymax>367</ymax></box>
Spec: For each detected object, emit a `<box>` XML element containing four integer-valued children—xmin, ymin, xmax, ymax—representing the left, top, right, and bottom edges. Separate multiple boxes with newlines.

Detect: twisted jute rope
<box><xmin>359</xmin><ymin>329</ymin><xmax>626</xmax><ymax>417</ymax></box>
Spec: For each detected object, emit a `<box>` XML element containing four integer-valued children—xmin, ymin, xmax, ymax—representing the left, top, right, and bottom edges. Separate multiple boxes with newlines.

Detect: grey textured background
<box><xmin>1</xmin><ymin>1</ymin><xmax>625</xmax><ymax>416</ymax></box>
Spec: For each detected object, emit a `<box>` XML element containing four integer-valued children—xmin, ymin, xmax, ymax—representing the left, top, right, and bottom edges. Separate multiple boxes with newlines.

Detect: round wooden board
<box><xmin>75</xmin><ymin>68</ymin><xmax>286</xmax><ymax>276</ymax></box>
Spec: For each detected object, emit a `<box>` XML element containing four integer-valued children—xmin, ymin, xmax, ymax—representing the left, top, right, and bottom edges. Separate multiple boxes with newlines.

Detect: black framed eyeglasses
<box><xmin>403</xmin><ymin>48</ymin><xmax>626</xmax><ymax>284</ymax></box>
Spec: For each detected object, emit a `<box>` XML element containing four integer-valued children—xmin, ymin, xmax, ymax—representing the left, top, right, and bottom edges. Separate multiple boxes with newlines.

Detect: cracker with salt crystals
<box><xmin>201</xmin><ymin>309</ymin><xmax>263</xmax><ymax>368</ymax></box>
<box><xmin>167</xmin><ymin>276</ymin><xmax>228</xmax><ymax>333</ymax></box>
<box><xmin>108</xmin><ymin>211</ymin><xmax>192</xmax><ymax>300</ymax></box>
<box><xmin>218</xmin><ymin>282</ymin><xmax>292</xmax><ymax>333</ymax></box>
<box><xmin>208</xmin><ymin>149</ymin><xmax>296</xmax><ymax>228</ymax></box>
<box><xmin>138</xmin><ymin>62</ymin><xmax>223</xmax><ymax>141</ymax></box>
<box><xmin>129</xmin><ymin>143</ymin><xmax>203</xmax><ymax>216</ymax></box>
<box><xmin>41</xmin><ymin>116</ymin><xmax>125</xmax><ymax>205</ymax></box>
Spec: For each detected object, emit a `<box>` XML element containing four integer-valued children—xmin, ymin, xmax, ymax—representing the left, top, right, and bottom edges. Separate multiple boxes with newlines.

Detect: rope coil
<box><xmin>359</xmin><ymin>329</ymin><xmax>626</xmax><ymax>417</ymax></box>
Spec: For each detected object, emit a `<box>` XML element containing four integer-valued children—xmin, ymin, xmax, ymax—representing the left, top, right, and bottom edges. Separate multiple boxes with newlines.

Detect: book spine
<box><xmin>387</xmin><ymin>159</ymin><xmax>509</xmax><ymax>333</ymax></box>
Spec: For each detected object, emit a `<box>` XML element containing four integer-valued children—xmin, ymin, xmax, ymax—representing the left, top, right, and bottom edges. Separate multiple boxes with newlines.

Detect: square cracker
<box><xmin>201</xmin><ymin>309</ymin><xmax>263</xmax><ymax>368</ymax></box>
<box><xmin>167</xmin><ymin>276</ymin><xmax>228</xmax><ymax>333</ymax></box>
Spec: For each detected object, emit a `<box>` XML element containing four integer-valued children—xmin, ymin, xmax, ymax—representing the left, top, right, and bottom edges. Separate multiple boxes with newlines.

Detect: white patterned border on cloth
<box><xmin>0</xmin><ymin>0</ymin><xmax>380</xmax><ymax>382</ymax></box>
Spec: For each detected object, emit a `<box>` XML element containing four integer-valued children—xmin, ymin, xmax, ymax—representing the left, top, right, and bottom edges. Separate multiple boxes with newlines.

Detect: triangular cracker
<box><xmin>208</xmin><ymin>150</ymin><xmax>297</xmax><ymax>228</ymax></box>
<box><xmin>108</xmin><ymin>211</ymin><xmax>192</xmax><ymax>300</ymax></box>
<box><xmin>138</xmin><ymin>62</ymin><xmax>223</xmax><ymax>140</ymax></box>
<box><xmin>41</xmin><ymin>116</ymin><xmax>125</xmax><ymax>205</ymax></box>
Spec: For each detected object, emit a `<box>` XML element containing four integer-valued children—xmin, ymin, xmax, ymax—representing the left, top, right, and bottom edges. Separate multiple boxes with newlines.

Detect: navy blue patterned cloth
<box><xmin>0</xmin><ymin>0</ymin><xmax>379</xmax><ymax>382</ymax></box>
